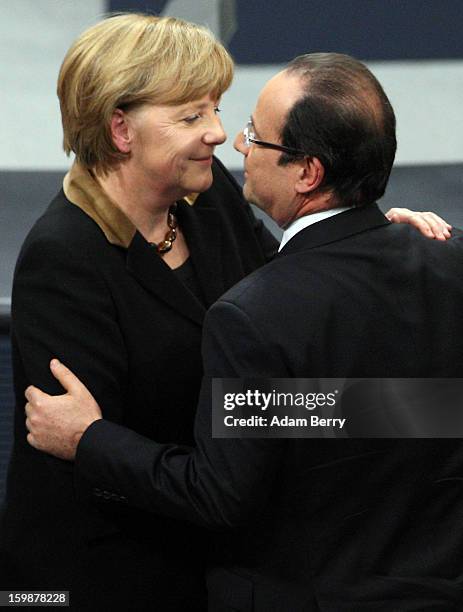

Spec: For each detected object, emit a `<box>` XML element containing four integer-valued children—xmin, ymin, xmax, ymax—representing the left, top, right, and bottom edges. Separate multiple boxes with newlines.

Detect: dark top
<box><xmin>173</xmin><ymin>257</ymin><xmax>206</xmax><ymax>307</ymax></box>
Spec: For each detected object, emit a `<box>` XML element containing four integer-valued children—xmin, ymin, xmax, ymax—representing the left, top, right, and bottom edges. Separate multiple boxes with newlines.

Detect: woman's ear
<box><xmin>110</xmin><ymin>109</ymin><xmax>131</xmax><ymax>154</ymax></box>
<box><xmin>295</xmin><ymin>157</ymin><xmax>325</xmax><ymax>195</ymax></box>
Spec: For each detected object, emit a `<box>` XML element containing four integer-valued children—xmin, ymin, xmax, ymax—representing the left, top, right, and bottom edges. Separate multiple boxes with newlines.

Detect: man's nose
<box><xmin>234</xmin><ymin>130</ymin><xmax>248</xmax><ymax>155</ymax></box>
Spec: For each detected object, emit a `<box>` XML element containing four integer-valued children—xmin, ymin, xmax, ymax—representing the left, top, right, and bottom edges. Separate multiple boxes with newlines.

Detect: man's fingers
<box><xmin>27</xmin><ymin>431</ymin><xmax>42</xmax><ymax>451</ymax></box>
<box><xmin>50</xmin><ymin>359</ymin><xmax>86</xmax><ymax>395</ymax></box>
<box><xmin>25</xmin><ymin>405</ymin><xmax>41</xmax><ymax>430</ymax></box>
<box><xmin>27</xmin><ymin>431</ymin><xmax>38</xmax><ymax>448</ymax></box>
<box><xmin>25</xmin><ymin>385</ymin><xmax>51</xmax><ymax>406</ymax></box>
<box><xmin>25</xmin><ymin>403</ymin><xmax>43</xmax><ymax>425</ymax></box>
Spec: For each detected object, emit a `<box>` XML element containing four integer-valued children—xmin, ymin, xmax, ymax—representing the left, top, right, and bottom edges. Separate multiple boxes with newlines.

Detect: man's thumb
<box><xmin>50</xmin><ymin>359</ymin><xmax>86</xmax><ymax>395</ymax></box>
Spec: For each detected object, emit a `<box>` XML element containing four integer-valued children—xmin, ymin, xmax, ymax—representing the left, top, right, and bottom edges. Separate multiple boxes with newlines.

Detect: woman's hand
<box><xmin>386</xmin><ymin>208</ymin><xmax>452</xmax><ymax>240</ymax></box>
<box><xmin>25</xmin><ymin>359</ymin><xmax>102</xmax><ymax>461</ymax></box>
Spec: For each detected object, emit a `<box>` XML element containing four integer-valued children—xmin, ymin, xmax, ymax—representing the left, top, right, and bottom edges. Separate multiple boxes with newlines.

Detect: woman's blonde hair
<box><xmin>58</xmin><ymin>13</ymin><xmax>234</xmax><ymax>172</ymax></box>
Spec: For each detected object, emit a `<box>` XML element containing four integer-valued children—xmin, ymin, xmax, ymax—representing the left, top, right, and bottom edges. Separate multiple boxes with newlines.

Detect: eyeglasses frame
<box><xmin>243</xmin><ymin>118</ymin><xmax>308</xmax><ymax>157</ymax></box>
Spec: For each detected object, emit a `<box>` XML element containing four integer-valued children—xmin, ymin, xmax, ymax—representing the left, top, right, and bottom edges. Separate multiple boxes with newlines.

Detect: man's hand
<box><xmin>25</xmin><ymin>359</ymin><xmax>102</xmax><ymax>461</ymax></box>
<box><xmin>386</xmin><ymin>208</ymin><xmax>452</xmax><ymax>241</ymax></box>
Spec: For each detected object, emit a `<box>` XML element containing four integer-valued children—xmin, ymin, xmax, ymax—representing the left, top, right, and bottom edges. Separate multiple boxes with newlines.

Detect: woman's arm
<box><xmin>13</xmin><ymin>226</ymin><xmax>128</xmax><ymax>425</ymax></box>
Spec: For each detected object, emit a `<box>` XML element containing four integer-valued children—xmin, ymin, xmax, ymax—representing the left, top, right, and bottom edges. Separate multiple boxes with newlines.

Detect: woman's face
<box><xmin>126</xmin><ymin>94</ymin><xmax>226</xmax><ymax>200</ymax></box>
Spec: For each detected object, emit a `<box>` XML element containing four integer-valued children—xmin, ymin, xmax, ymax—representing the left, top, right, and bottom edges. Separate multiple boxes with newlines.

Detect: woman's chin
<box><xmin>190</xmin><ymin>172</ymin><xmax>214</xmax><ymax>194</ymax></box>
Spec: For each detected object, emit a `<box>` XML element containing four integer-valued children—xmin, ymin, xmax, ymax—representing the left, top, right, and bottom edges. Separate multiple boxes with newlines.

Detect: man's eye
<box><xmin>183</xmin><ymin>114</ymin><xmax>201</xmax><ymax>124</ymax></box>
<box><xmin>214</xmin><ymin>107</ymin><xmax>221</xmax><ymax>114</ymax></box>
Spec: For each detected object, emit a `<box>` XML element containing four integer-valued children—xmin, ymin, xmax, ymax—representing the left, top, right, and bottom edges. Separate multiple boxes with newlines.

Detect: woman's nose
<box><xmin>204</xmin><ymin>116</ymin><xmax>227</xmax><ymax>145</ymax></box>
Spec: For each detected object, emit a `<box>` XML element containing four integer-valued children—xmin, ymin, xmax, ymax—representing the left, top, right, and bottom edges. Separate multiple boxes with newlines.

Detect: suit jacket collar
<box><xmin>278</xmin><ymin>203</ymin><xmax>390</xmax><ymax>257</ymax></box>
<box><xmin>63</xmin><ymin>162</ymin><xmax>207</xmax><ymax>326</ymax></box>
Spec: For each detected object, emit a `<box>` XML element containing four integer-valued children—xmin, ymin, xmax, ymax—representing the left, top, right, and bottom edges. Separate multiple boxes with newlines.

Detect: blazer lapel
<box><xmin>279</xmin><ymin>203</ymin><xmax>390</xmax><ymax>256</ymax></box>
<box><xmin>126</xmin><ymin>231</ymin><xmax>206</xmax><ymax>327</ymax></box>
<box><xmin>176</xmin><ymin>199</ymin><xmax>225</xmax><ymax>306</ymax></box>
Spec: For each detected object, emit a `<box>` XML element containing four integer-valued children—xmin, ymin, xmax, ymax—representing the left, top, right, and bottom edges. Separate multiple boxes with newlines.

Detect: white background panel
<box><xmin>219</xmin><ymin>61</ymin><xmax>463</xmax><ymax>170</ymax></box>
<box><xmin>0</xmin><ymin>0</ymin><xmax>106</xmax><ymax>170</ymax></box>
<box><xmin>0</xmin><ymin>3</ymin><xmax>462</xmax><ymax>170</ymax></box>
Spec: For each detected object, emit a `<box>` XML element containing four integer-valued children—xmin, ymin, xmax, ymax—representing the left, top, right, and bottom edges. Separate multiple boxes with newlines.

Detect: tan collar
<box><xmin>183</xmin><ymin>192</ymin><xmax>199</xmax><ymax>206</ymax></box>
<box><xmin>63</xmin><ymin>162</ymin><xmax>199</xmax><ymax>248</ymax></box>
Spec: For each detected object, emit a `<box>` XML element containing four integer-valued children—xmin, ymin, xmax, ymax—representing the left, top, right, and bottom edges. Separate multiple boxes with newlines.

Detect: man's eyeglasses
<box><xmin>243</xmin><ymin>117</ymin><xmax>307</xmax><ymax>156</ymax></box>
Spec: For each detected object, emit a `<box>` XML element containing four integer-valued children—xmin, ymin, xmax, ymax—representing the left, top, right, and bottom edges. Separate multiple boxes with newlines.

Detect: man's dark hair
<box><xmin>280</xmin><ymin>53</ymin><xmax>397</xmax><ymax>207</ymax></box>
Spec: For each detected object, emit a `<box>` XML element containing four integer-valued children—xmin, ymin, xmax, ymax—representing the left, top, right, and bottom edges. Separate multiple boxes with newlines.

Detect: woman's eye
<box><xmin>183</xmin><ymin>114</ymin><xmax>201</xmax><ymax>124</ymax></box>
<box><xmin>182</xmin><ymin>108</ymin><xmax>221</xmax><ymax>123</ymax></box>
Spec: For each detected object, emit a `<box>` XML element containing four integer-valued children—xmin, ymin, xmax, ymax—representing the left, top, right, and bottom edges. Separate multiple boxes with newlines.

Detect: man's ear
<box><xmin>295</xmin><ymin>157</ymin><xmax>325</xmax><ymax>195</ymax></box>
<box><xmin>110</xmin><ymin>109</ymin><xmax>132</xmax><ymax>154</ymax></box>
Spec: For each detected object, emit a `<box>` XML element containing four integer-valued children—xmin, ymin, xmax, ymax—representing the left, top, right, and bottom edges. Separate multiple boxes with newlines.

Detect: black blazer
<box><xmin>74</xmin><ymin>204</ymin><xmax>463</xmax><ymax>611</ymax></box>
<box><xmin>0</xmin><ymin>158</ymin><xmax>277</xmax><ymax>611</ymax></box>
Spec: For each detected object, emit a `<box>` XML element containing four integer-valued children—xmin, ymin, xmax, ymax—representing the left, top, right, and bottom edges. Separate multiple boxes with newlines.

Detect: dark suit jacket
<box><xmin>73</xmin><ymin>204</ymin><xmax>463</xmax><ymax>611</ymax></box>
<box><xmin>0</xmin><ymin>158</ymin><xmax>277</xmax><ymax>611</ymax></box>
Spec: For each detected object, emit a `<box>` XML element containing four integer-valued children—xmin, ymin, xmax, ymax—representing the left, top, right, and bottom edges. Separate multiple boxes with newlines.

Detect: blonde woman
<box><xmin>0</xmin><ymin>14</ymin><xmax>277</xmax><ymax>611</ymax></box>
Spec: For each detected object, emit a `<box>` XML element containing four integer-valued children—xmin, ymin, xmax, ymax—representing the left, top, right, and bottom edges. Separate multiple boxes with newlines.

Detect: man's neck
<box><xmin>281</xmin><ymin>192</ymin><xmax>336</xmax><ymax>229</ymax></box>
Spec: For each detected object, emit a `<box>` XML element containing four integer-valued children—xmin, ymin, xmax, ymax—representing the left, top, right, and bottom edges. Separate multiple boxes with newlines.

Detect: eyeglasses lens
<box><xmin>244</xmin><ymin>119</ymin><xmax>254</xmax><ymax>147</ymax></box>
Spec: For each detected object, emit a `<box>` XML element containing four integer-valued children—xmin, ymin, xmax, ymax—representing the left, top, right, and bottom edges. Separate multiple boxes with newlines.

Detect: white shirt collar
<box><xmin>278</xmin><ymin>206</ymin><xmax>351</xmax><ymax>252</ymax></box>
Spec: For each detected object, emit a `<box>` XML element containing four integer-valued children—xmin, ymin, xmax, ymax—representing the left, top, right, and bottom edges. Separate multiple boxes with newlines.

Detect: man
<box><xmin>25</xmin><ymin>54</ymin><xmax>463</xmax><ymax>610</ymax></box>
